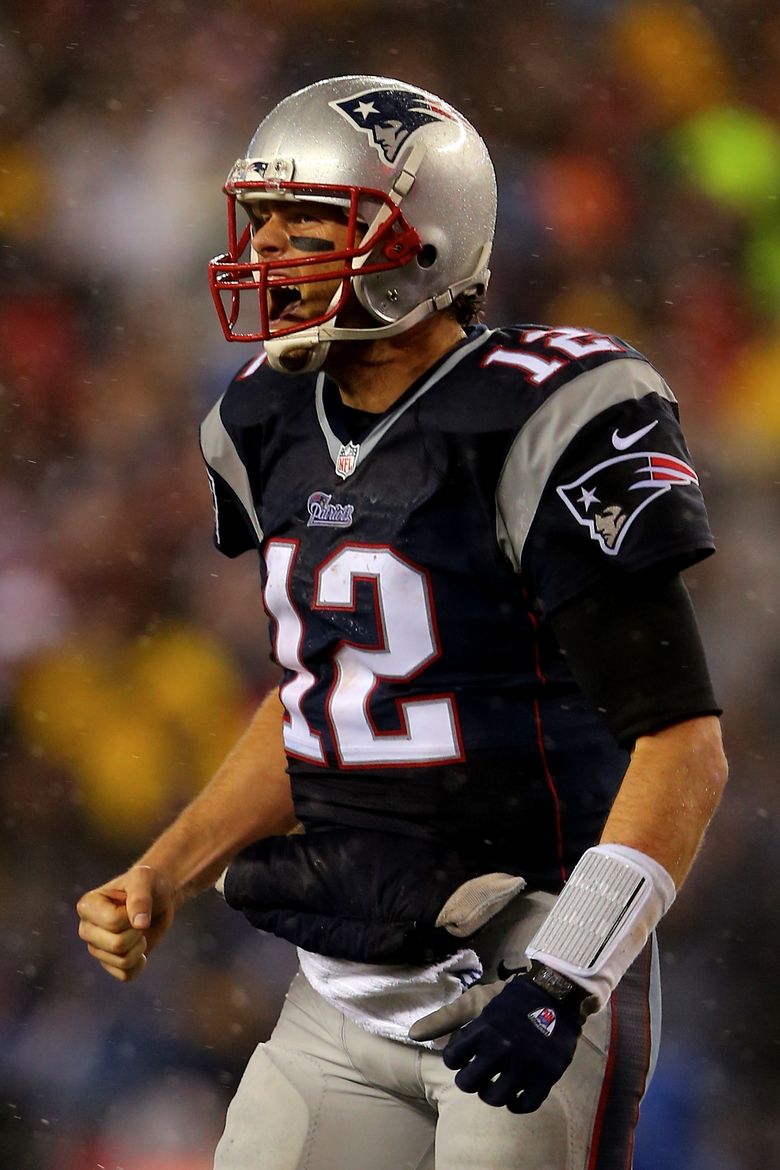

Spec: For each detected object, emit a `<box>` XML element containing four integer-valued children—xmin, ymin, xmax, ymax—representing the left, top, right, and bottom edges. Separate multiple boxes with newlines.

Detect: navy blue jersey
<box><xmin>201</xmin><ymin>324</ymin><xmax>714</xmax><ymax>891</ymax></box>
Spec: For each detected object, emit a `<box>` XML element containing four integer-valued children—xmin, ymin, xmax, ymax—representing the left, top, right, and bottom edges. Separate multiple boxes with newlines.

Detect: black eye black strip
<box><xmin>289</xmin><ymin>236</ymin><xmax>336</xmax><ymax>253</ymax></box>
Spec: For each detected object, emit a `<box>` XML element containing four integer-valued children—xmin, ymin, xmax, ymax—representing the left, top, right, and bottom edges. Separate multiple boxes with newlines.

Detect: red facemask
<box><xmin>208</xmin><ymin>180</ymin><xmax>422</xmax><ymax>342</ymax></box>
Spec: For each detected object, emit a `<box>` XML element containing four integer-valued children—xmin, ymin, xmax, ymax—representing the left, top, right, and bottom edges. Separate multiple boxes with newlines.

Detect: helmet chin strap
<box><xmin>263</xmin><ymin>249</ymin><xmax>492</xmax><ymax>375</ymax></box>
<box><xmin>264</xmin><ymin>332</ymin><xmax>332</xmax><ymax>374</ymax></box>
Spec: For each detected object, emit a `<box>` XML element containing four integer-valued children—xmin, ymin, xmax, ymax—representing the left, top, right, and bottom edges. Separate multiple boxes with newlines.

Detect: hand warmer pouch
<box><xmin>221</xmin><ymin>828</ymin><xmax>488</xmax><ymax>964</ymax></box>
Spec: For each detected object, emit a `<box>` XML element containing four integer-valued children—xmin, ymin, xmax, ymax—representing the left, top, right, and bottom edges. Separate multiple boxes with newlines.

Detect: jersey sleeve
<box><xmin>200</xmin><ymin>393</ymin><xmax>262</xmax><ymax>558</ymax></box>
<box><xmin>496</xmin><ymin>357</ymin><xmax>715</xmax><ymax>614</ymax></box>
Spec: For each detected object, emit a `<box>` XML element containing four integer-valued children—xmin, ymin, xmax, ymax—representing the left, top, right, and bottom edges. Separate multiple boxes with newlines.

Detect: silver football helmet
<box><xmin>209</xmin><ymin>75</ymin><xmax>497</xmax><ymax>372</ymax></box>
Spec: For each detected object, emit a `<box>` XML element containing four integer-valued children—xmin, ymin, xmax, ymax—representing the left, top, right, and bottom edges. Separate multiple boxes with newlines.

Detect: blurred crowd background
<box><xmin>1</xmin><ymin>1</ymin><xmax>779</xmax><ymax>1167</ymax></box>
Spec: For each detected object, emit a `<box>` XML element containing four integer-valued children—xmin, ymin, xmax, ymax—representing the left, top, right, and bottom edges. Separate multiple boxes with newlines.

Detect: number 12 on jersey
<box><xmin>481</xmin><ymin>326</ymin><xmax>625</xmax><ymax>385</ymax></box>
<box><xmin>263</xmin><ymin>540</ymin><xmax>464</xmax><ymax>768</ymax></box>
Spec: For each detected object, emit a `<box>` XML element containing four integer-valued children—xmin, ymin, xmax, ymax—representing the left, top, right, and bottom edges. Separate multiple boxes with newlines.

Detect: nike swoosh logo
<box><xmin>611</xmin><ymin>420</ymin><xmax>658</xmax><ymax>450</ymax></box>
<box><xmin>497</xmin><ymin>960</ymin><xmax>525</xmax><ymax>981</ymax></box>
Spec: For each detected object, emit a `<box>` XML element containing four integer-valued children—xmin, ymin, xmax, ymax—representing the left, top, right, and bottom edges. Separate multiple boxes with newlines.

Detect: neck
<box><xmin>324</xmin><ymin>314</ymin><xmax>467</xmax><ymax>412</ymax></box>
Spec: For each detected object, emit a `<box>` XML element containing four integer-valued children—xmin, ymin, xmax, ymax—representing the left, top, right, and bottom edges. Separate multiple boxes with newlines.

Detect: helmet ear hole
<box><xmin>417</xmin><ymin>244</ymin><xmax>437</xmax><ymax>269</ymax></box>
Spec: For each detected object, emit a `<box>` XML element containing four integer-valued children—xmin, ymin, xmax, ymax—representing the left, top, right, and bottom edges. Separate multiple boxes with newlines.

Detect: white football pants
<box><xmin>214</xmin><ymin>892</ymin><xmax>660</xmax><ymax>1170</ymax></box>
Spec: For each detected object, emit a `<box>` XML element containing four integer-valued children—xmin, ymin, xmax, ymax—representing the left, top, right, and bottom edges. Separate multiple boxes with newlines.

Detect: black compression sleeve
<box><xmin>549</xmin><ymin>573</ymin><xmax>721</xmax><ymax>746</ymax></box>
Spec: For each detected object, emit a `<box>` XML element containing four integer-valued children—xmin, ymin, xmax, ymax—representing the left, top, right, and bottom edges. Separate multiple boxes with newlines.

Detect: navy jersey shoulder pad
<box><xmin>490</xmin><ymin>344</ymin><xmax>714</xmax><ymax>611</ymax></box>
<box><xmin>199</xmin><ymin>354</ymin><xmax>315</xmax><ymax>557</ymax></box>
<box><xmin>480</xmin><ymin>323</ymin><xmax>652</xmax><ymax>402</ymax></box>
<box><xmin>219</xmin><ymin>350</ymin><xmax>316</xmax><ymax>429</ymax></box>
<box><xmin>404</xmin><ymin>323</ymin><xmax>653</xmax><ymax>439</ymax></box>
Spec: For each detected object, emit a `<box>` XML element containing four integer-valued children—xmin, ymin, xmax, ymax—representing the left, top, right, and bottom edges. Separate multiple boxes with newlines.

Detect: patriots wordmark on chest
<box><xmin>335</xmin><ymin>441</ymin><xmax>360</xmax><ymax>480</ymax></box>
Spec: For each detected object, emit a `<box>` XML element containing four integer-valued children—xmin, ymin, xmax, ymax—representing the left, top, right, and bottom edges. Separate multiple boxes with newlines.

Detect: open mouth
<box><xmin>268</xmin><ymin>284</ymin><xmax>303</xmax><ymax>324</ymax></box>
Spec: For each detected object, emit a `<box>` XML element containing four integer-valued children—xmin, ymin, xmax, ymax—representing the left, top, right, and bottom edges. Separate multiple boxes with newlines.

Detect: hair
<box><xmin>452</xmin><ymin>288</ymin><xmax>487</xmax><ymax>328</ymax></box>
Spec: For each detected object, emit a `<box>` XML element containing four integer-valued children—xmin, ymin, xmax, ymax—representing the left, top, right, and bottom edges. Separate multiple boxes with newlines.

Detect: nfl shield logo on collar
<box><xmin>335</xmin><ymin>441</ymin><xmax>360</xmax><ymax>480</ymax></box>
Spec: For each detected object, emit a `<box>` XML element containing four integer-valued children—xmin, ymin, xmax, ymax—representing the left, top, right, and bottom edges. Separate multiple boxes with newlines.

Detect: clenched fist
<box><xmin>76</xmin><ymin>865</ymin><xmax>177</xmax><ymax>982</ymax></box>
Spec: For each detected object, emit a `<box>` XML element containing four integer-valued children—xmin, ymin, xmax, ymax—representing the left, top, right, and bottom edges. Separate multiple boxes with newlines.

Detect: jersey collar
<box><xmin>315</xmin><ymin>325</ymin><xmax>495</xmax><ymax>477</ymax></box>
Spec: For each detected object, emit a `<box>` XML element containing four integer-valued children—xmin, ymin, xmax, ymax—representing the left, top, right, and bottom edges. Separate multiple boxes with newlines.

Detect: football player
<box><xmin>77</xmin><ymin>76</ymin><xmax>728</xmax><ymax>1170</ymax></box>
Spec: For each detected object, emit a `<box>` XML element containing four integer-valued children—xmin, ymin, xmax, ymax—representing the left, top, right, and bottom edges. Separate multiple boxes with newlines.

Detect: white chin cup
<box><xmin>264</xmin><ymin>333</ymin><xmax>331</xmax><ymax>375</ymax></box>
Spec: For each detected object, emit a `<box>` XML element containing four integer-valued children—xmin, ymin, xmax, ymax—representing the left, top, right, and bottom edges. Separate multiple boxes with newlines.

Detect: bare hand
<box><xmin>76</xmin><ymin>865</ymin><xmax>177</xmax><ymax>982</ymax></box>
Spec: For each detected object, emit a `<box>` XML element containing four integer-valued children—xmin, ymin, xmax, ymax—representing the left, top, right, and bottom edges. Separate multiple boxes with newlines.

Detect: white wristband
<box><xmin>525</xmin><ymin>844</ymin><xmax>676</xmax><ymax>1011</ymax></box>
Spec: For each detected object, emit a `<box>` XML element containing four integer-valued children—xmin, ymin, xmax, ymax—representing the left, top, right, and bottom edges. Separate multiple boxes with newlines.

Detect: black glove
<box><xmin>440</xmin><ymin>970</ymin><xmax>583</xmax><ymax>1113</ymax></box>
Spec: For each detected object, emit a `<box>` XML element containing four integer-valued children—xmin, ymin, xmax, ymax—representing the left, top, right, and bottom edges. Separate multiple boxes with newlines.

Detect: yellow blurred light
<box><xmin>14</xmin><ymin>624</ymin><xmax>252</xmax><ymax>841</ymax></box>
<box><xmin>611</xmin><ymin>2</ymin><xmax>728</xmax><ymax>122</ymax></box>
<box><xmin>0</xmin><ymin>144</ymin><xmax>47</xmax><ymax>240</ymax></box>
<box><xmin>125</xmin><ymin>624</ymin><xmax>243</xmax><ymax>730</ymax></box>
<box><xmin>15</xmin><ymin>646</ymin><xmax>115</xmax><ymax>759</ymax></box>
<box><xmin>75</xmin><ymin>711</ymin><xmax>175</xmax><ymax>842</ymax></box>
<box><xmin>718</xmin><ymin>330</ymin><xmax>780</xmax><ymax>469</ymax></box>
<box><xmin>544</xmin><ymin>283</ymin><xmax>645</xmax><ymax>352</ymax></box>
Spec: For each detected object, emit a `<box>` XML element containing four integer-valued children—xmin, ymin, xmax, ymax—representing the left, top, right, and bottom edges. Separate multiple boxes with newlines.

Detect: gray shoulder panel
<box><xmin>496</xmin><ymin>358</ymin><xmax>676</xmax><ymax>569</ymax></box>
<box><xmin>200</xmin><ymin>395</ymin><xmax>263</xmax><ymax>544</ymax></box>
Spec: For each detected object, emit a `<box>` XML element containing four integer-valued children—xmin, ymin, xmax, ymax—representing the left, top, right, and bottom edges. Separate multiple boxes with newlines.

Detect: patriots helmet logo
<box><xmin>329</xmin><ymin>87</ymin><xmax>454</xmax><ymax>163</ymax></box>
<box><xmin>558</xmin><ymin>451</ymin><xmax>699</xmax><ymax>556</ymax></box>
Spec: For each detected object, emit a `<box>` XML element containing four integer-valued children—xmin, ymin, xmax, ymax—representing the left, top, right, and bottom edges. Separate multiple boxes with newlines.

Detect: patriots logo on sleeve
<box><xmin>557</xmin><ymin>451</ymin><xmax>699</xmax><ymax>556</ymax></box>
<box><xmin>329</xmin><ymin>87</ymin><xmax>454</xmax><ymax>163</ymax></box>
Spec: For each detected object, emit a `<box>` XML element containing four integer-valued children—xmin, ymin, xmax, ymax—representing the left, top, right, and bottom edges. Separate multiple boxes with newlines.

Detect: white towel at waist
<box><xmin>296</xmin><ymin>946</ymin><xmax>483</xmax><ymax>1047</ymax></box>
